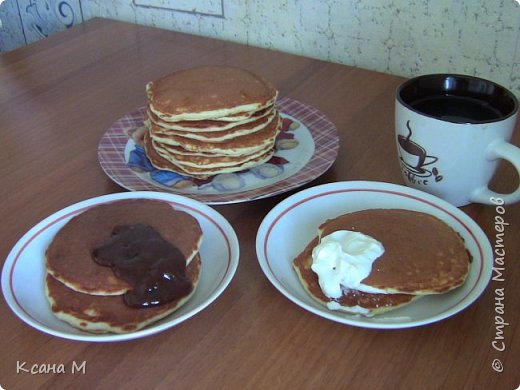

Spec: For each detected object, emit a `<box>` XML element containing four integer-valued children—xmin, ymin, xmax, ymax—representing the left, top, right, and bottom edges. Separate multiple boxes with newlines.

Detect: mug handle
<box><xmin>470</xmin><ymin>139</ymin><xmax>520</xmax><ymax>205</ymax></box>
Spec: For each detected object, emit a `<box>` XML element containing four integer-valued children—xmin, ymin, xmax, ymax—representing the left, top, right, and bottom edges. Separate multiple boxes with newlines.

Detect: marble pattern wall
<box><xmin>0</xmin><ymin>0</ymin><xmax>84</xmax><ymax>51</ymax></box>
<box><xmin>1</xmin><ymin>0</ymin><xmax>519</xmax><ymax>97</ymax></box>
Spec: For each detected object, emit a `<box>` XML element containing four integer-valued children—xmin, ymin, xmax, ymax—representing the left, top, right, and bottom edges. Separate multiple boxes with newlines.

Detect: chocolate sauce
<box><xmin>92</xmin><ymin>224</ymin><xmax>192</xmax><ymax>308</ymax></box>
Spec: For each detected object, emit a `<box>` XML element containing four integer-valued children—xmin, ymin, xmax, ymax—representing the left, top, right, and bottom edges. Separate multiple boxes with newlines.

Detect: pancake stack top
<box><xmin>144</xmin><ymin>65</ymin><xmax>281</xmax><ymax>179</ymax></box>
<box><xmin>45</xmin><ymin>199</ymin><xmax>203</xmax><ymax>334</ymax></box>
<box><xmin>293</xmin><ymin>209</ymin><xmax>471</xmax><ymax>316</ymax></box>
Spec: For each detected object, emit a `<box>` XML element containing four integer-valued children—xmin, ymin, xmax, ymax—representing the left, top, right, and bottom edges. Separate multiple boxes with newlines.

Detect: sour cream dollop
<box><xmin>311</xmin><ymin>230</ymin><xmax>385</xmax><ymax>298</ymax></box>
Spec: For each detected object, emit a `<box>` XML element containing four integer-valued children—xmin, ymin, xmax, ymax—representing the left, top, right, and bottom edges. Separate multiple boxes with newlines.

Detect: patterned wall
<box><xmin>0</xmin><ymin>0</ymin><xmax>84</xmax><ymax>51</ymax></box>
<box><xmin>0</xmin><ymin>0</ymin><xmax>519</xmax><ymax>97</ymax></box>
<box><xmin>0</xmin><ymin>0</ymin><xmax>223</xmax><ymax>50</ymax></box>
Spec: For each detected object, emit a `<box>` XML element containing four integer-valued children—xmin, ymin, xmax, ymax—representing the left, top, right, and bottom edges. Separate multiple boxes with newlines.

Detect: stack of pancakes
<box><xmin>143</xmin><ymin>65</ymin><xmax>281</xmax><ymax>179</ymax></box>
<box><xmin>293</xmin><ymin>209</ymin><xmax>471</xmax><ymax>316</ymax></box>
<box><xmin>44</xmin><ymin>199</ymin><xmax>203</xmax><ymax>334</ymax></box>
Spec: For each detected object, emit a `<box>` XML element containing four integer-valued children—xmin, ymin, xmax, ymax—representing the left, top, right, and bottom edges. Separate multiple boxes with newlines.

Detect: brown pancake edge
<box><xmin>293</xmin><ymin>237</ymin><xmax>418</xmax><ymax>316</ymax></box>
<box><xmin>144</xmin><ymin>129</ymin><xmax>276</xmax><ymax>179</ymax></box>
<box><xmin>45</xmin><ymin>255</ymin><xmax>202</xmax><ymax>334</ymax></box>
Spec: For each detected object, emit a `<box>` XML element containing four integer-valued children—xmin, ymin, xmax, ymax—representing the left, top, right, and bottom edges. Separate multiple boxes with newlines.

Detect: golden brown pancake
<box><xmin>148</xmin><ymin>110</ymin><xmax>277</xmax><ymax>143</ymax></box>
<box><xmin>154</xmin><ymin>143</ymin><xmax>273</xmax><ymax>168</ymax></box>
<box><xmin>144</xmin><ymin>131</ymin><xmax>275</xmax><ymax>179</ymax></box>
<box><xmin>45</xmin><ymin>199</ymin><xmax>203</xmax><ymax>296</ymax></box>
<box><xmin>149</xmin><ymin>113</ymin><xmax>281</xmax><ymax>155</ymax></box>
<box><xmin>45</xmin><ymin>255</ymin><xmax>202</xmax><ymax>334</ymax></box>
<box><xmin>293</xmin><ymin>237</ymin><xmax>419</xmax><ymax>316</ymax></box>
<box><xmin>317</xmin><ymin>209</ymin><xmax>471</xmax><ymax>295</ymax></box>
<box><xmin>147</xmin><ymin>105</ymin><xmax>275</xmax><ymax>133</ymax></box>
<box><xmin>146</xmin><ymin>65</ymin><xmax>278</xmax><ymax>121</ymax></box>
<box><xmin>142</xmin><ymin>65</ymin><xmax>281</xmax><ymax>179</ymax></box>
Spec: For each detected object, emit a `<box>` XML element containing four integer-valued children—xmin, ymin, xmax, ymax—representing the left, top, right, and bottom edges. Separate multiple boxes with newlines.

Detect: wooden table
<box><xmin>1</xmin><ymin>18</ymin><xmax>518</xmax><ymax>390</ymax></box>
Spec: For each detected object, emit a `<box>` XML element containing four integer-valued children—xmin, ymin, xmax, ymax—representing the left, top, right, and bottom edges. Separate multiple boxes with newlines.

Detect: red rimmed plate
<box><xmin>2</xmin><ymin>192</ymin><xmax>239</xmax><ymax>342</ymax></box>
<box><xmin>256</xmin><ymin>181</ymin><xmax>493</xmax><ymax>329</ymax></box>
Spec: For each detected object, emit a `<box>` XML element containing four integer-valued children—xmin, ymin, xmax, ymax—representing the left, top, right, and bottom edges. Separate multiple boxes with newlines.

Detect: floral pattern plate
<box><xmin>98</xmin><ymin>97</ymin><xmax>339</xmax><ymax>204</ymax></box>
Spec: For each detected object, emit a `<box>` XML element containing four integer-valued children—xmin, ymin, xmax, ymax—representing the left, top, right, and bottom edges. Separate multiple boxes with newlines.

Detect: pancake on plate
<box><xmin>147</xmin><ymin>105</ymin><xmax>276</xmax><ymax>135</ymax></box>
<box><xmin>146</xmin><ymin>65</ymin><xmax>277</xmax><ymax>121</ymax></box>
<box><xmin>46</xmin><ymin>199</ymin><xmax>202</xmax><ymax>295</ymax></box>
<box><xmin>44</xmin><ymin>199</ymin><xmax>203</xmax><ymax>333</ymax></box>
<box><xmin>293</xmin><ymin>209</ymin><xmax>471</xmax><ymax>316</ymax></box>
<box><xmin>45</xmin><ymin>255</ymin><xmax>201</xmax><ymax>334</ymax></box>
<box><xmin>293</xmin><ymin>237</ymin><xmax>420</xmax><ymax>316</ymax></box>
<box><xmin>150</xmin><ymin>113</ymin><xmax>281</xmax><ymax>155</ymax></box>
<box><xmin>143</xmin><ymin>65</ymin><xmax>281</xmax><ymax>179</ymax></box>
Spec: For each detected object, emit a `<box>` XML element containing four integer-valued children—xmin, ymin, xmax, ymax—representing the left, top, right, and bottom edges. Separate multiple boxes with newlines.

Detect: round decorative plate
<box><xmin>256</xmin><ymin>181</ymin><xmax>493</xmax><ymax>329</ymax></box>
<box><xmin>98</xmin><ymin>97</ymin><xmax>338</xmax><ymax>204</ymax></box>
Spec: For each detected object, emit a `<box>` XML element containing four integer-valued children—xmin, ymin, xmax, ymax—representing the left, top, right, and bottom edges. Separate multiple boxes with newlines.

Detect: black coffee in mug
<box><xmin>410</xmin><ymin>95</ymin><xmax>502</xmax><ymax>123</ymax></box>
<box><xmin>398</xmin><ymin>74</ymin><xmax>517</xmax><ymax>124</ymax></box>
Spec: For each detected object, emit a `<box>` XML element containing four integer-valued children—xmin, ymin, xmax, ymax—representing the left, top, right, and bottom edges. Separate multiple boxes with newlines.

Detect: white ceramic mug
<box><xmin>395</xmin><ymin>74</ymin><xmax>520</xmax><ymax>207</ymax></box>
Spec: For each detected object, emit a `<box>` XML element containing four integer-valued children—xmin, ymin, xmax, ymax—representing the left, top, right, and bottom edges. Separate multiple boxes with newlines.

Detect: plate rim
<box><xmin>255</xmin><ymin>180</ymin><xmax>493</xmax><ymax>329</ymax></box>
<box><xmin>1</xmin><ymin>191</ymin><xmax>240</xmax><ymax>342</ymax></box>
<box><xmin>98</xmin><ymin>97</ymin><xmax>339</xmax><ymax>204</ymax></box>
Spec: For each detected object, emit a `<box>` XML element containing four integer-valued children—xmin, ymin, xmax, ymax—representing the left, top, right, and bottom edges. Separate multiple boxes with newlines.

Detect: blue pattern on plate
<box><xmin>127</xmin><ymin>145</ymin><xmax>155</xmax><ymax>172</ymax></box>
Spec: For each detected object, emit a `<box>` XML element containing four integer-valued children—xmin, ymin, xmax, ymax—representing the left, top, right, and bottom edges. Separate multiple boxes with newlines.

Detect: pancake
<box><xmin>317</xmin><ymin>209</ymin><xmax>471</xmax><ymax>295</ymax></box>
<box><xmin>153</xmin><ymin>143</ymin><xmax>273</xmax><ymax>169</ymax></box>
<box><xmin>147</xmin><ymin>65</ymin><xmax>278</xmax><ymax>121</ymax></box>
<box><xmin>148</xmin><ymin>110</ymin><xmax>277</xmax><ymax>142</ymax></box>
<box><xmin>144</xmin><ymin>132</ymin><xmax>274</xmax><ymax>179</ymax></box>
<box><xmin>149</xmin><ymin>113</ymin><xmax>281</xmax><ymax>155</ymax></box>
<box><xmin>45</xmin><ymin>199</ymin><xmax>203</xmax><ymax>296</ymax></box>
<box><xmin>293</xmin><ymin>237</ymin><xmax>419</xmax><ymax>316</ymax></box>
<box><xmin>142</xmin><ymin>65</ymin><xmax>281</xmax><ymax>179</ymax></box>
<box><xmin>147</xmin><ymin>105</ymin><xmax>275</xmax><ymax>133</ymax></box>
<box><xmin>45</xmin><ymin>255</ymin><xmax>202</xmax><ymax>334</ymax></box>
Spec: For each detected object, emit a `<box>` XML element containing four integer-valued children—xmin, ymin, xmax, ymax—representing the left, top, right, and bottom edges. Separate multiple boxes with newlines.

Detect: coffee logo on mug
<box><xmin>397</xmin><ymin>120</ymin><xmax>443</xmax><ymax>185</ymax></box>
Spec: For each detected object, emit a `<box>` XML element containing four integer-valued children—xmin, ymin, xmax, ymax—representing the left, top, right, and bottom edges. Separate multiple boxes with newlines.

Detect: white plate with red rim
<box><xmin>2</xmin><ymin>191</ymin><xmax>239</xmax><ymax>342</ymax></box>
<box><xmin>256</xmin><ymin>181</ymin><xmax>493</xmax><ymax>329</ymax></box>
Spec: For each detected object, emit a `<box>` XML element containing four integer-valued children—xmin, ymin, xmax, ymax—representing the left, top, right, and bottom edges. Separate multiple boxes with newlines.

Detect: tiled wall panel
<box><xmin>1</xmin><ymin>0</ymin><xmax>519</xmax><ymax>96</ymax></box>
<box><xmin>0</xmin><ymin>0</ymin><xmax>84</xmax><ymax>50</ymax></box>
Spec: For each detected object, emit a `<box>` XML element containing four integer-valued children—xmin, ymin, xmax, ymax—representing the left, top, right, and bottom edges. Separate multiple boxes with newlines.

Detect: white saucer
<box><xmin>2</xmin><ymin>191</ymin><xmax>239</xmax><ymax>342</ymax></box>
<box><xmin>256</xmin><ymin>181</ymin><xmax>493</xmax><ymax>329</ymax></box>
